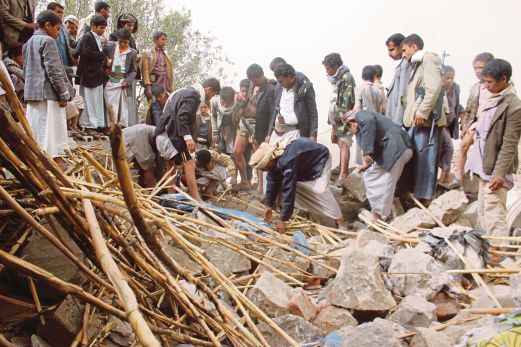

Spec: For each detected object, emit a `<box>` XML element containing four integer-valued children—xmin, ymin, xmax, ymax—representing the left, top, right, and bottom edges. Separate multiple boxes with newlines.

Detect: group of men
<box><xmin>1</xmin><ymin>1</ymin><xmax>520</xmax><ymax>243</ymax></box>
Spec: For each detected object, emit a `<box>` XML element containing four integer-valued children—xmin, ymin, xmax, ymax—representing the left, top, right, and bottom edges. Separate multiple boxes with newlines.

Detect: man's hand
<box><xmin>414</xmin><ymin>114</ymin><xmax>425</xmax><ymax>127</ymax></box>
<box><xmin>24</xmin><ymin>22</ymin><xmax>36</xmax><ymax>30</ymax></box>
<box><xmin>309</xmin><ymin>136</ymin><xmax>317</xmax><ymax>142</ymax></box>
<box><xmin>145</xmin><ymin>85</ymin><xmax>152</xmax><ymax>99</ymax></box>
<box><xmin>264</xmin><ymin>136</ymin><xmax>270</xmax><ymax>143</ymax></box>
<box><xmin>212</xmin><ymin>135</ymin><xmax>220</xmax><ymax>145</ymax></box>
<box><xmin>185</xmin><ymin>139</ymin><xmax>196</xmax><ymax>153</ymax></box>
<box><xmin>58</xmin><ymin>100</ymin><xmax>68</xmax><ymax>108</ymax></box>
<box><xmin>276</xmin><ymin>220</ymin><xmax>286</xmax><ymax>233</ymax></box>
<box><xmin>460</xmin><ymin>128</ymin><xmax>468</xmax><ymax>139</ymax></box>
<box><xmin>121</xmin><ymin>81</ymin><xmax>128</xmax><ymax>89</ymax></box>
<box><xmin>362</xmin><ymin>155</ymin><xmax>373</xmax><ymax>164</ymax></box>
<box><xmin>489</xmin><ymin>176</ymin><xmax>505</xmax><ymax>191</ymax></box>
<box><xmin>263</xmin><ymin>206</ymin><xmax>273</xmax><ymax>223</ymax></box>
<box><xmin>357</xmin><ymin>163</ymin><xmax>371</xmax><ymax>173</ymax></box>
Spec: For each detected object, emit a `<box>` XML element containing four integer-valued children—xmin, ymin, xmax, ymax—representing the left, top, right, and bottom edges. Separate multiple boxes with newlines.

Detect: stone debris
<box><xmin>409</xmin><ymin>327</ymin><xmax>452</xmax><ymax>347</ymax></box>
<box><xmin>388</xmin><ymin>295</ymin><xmax>437</xmax><ymax>330</ymax></box>
<box><xmin>340</xmin><ymin>318</ymin><xmax>406</xmax><ymax>347</ymax></box>
<box><xmin>247</xmin><ymin>271</ymin><xmax>294</xmax><ymax>318</ymax></box>
<box><xmin>390</xmin><ymin>207</ymin><xmax>437</xmax><ymax>233</ymax></box>
<box><xmin>320</xmin><ymin>248</ymin><xmax>396</xmax><ymax>311</ymax></box>
<box><xmin>342</xmin><ymin>172</ymin><xmax>367</xmax><ymax>203</ymax></box>
<box><xmin>287</xmin><ymin>288</ymin><xmax>318</xmax><ymax>321</ymax></box>
<box><xmin>428</xmin><ymin>190</ymin><xmax>469</xmax><ymax>225</ymax></box>
<box><xmin>510</xmin><ymin>273</ymin><xmax>521</xmax><ymax>306</ymax></box>
<box><xmin>312</xmin><ymin>304</ymin><xmax>358</xmax><ymax>334</ymax></box>
<box><xmin>470</xmin><ymin>284</ymin><xmax>514</xmax><ymax>308</ymax></box>
<box><xmin>387</xmin><ymin>248</ymin><xmax>451</xmax><ymax>300</ymax></box>
<box><xmin>257</xmin><ymin>314</ymin><xmax>323</xmax><ymax>347</ymax></box>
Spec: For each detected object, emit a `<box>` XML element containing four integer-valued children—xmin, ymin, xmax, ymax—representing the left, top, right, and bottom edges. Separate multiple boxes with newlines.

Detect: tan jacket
<box><xmin>1</xmin><ymin>0</ymin><xmax>35</xmax><ymax>48</ymax></box>
<box><xmin>403</xmin><ymin>51</ymin><xmax>446</xmax><ymax>128</ymax></box>
<box><xmin>141</xmin><ymin>46</ymin><xmax>173</xmax><ymax>91</ymax></box>
<box><xmin>207</xmin><ymin>150</ymin><xmax>236</xmax><ymax>178</ymax></box>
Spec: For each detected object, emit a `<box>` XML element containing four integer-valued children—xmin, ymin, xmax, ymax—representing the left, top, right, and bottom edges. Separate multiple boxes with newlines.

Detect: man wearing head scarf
<box><xmin>251</xmin><ymin>137</ymin><xmax>345</xmax><ymax>233</ymax></box>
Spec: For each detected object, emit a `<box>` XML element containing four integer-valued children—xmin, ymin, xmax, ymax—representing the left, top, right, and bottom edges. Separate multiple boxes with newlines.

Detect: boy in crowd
<box><xmin>23</xmin><ymin>10</ymin><xmax>73</xmax><ymax>170</ymax></box>
<box><xmin>467</xmin><ymin>59</ymin><xmax>521</xmax><ymax>248</ymax></box>
<box><xmin>103</xmin><ymin>28</ymin><xmax>138</xmax><ymax>127</ymax></box>
<box><xmin>373</xmin><ymin>64</ymin><xmax>386</xmax><ymax>114</ymax></box>
<box><xmin>354</xmin><ymin>65</ymin><xmax>385</xmax><ymax>114</ymax></box>
<box><xmin>142</xmin><ymin>31</ymin><xmax>174</xmax><ymax>101</ymax></box>
<box><xmin>196</xmin><ymin>102</ymin><xmax>212</xmax><ymax>149</ymax></box>
<box><xmin>438</xmin><ymin>65</ymin><xmax>463</xmax><ymax>189</ymax></box>
<box><xmin>194</xmin><ymin>148</ymin><xmax>237</xmax><ymax>197</ymax></box>
<box><xmin>457</xmin><ymin>52</ymin><xmax>495</xmax><ymax>182</ymax></box>
<box><xmin>211</xmin><ymin>86</ymin><xmax>239</xmax><ymax>155</ymax></box>
<box><xmin>77</xmin><ymin>15</ymin><xmax>107</xmax><ymax>133</ymax></box>
<box><xmin>3</xmin><ymin>46</ymin><xmax>24</xmax><ymax>101</ymax></box>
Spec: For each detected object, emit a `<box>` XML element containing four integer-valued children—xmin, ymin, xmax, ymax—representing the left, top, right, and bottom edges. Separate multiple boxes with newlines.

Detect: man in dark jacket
<box><xmin>77</xmin><ymin>15</ymin><xmax>106</xmax><ymax>132</ymax></box>
<box><xmin>154</xmin><ymin>78</ymin><xmax>220</xmax><ymax>201</ymax></box>
<box><xmin>467</xmin><ymin>59</ymin><xmax>521</xmax><ymax>247</ymax></box>
<box><xmin>267</xmin><ymin>63</ymin><xmax>318</xmax><ymax>144</ymax></box>
<box><xmin>344</xmin><ymin>110</ymin><xmax>413</xmax><ymax>221</ymax></box>
<box><xmin>250</xmin><ymin>137</ymin><xmax>345</xmax><ymax>233</ymax></box>
<box><xmin>233</xmin><ymin>64</ymin><xmax>275</xmax><ymax>192</ymax></box>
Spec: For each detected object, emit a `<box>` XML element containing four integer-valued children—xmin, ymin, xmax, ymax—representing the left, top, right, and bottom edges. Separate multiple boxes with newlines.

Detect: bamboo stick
<box><xmin>462</xmin><ymin>307</ymin><xmax>516</xmax><ymax>315</ymax></box>
<box><xmin>27</xmin><ymin>277</ymin><xmax>45</xmax><ymax>325</ymax></box>
<box><xmin>81</xmin><ymin>189</ymin><xmax>160</xmax><ymax>347</ymax></box>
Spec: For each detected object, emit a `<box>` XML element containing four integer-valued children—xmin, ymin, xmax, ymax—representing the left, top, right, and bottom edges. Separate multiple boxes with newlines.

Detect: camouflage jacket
<box><xmin>328</xmin><ymin>69</ymin><xmax>356</xmax><ymax>135</ymax></box>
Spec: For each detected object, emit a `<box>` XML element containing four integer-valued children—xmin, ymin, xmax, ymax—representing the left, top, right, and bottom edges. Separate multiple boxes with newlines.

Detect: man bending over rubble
<box><xmin>250</xmin><ymin>137</ymin><xmax>346</xmax><ymax>233</ymax></box>
<box><xmin>123</xmin><ymin>124</ymin><xmax>157</xmax><ymax>188</ymax></box>
<box><xmin>344</xmin><ymin>110</ymin><xmax>413</xmax><ymax>221</ymax></box>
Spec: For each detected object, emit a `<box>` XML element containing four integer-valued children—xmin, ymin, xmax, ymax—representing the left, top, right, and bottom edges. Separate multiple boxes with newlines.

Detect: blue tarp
<box><xmin>159</xmin><ymin>194</ymin><xmax>270</xmax><ymax>234</ymax></box>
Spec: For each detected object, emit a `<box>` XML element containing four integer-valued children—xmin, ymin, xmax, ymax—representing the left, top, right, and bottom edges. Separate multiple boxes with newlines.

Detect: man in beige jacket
<box><xmin>401</xmin><ymin>34</ymin><xmax>445</xmax><ymax>201</ymax></box>
<box><xmin>142</xmin><ymin>31</ymin><xmax>174</xmax><ymax>101</ymax></box>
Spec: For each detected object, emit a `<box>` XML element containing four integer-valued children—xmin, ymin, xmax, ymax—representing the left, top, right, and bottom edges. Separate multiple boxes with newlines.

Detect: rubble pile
<box><xmin>0</xmin><ymin>77</ymin><xmax>520</xmax><ymax>347</ymax></box>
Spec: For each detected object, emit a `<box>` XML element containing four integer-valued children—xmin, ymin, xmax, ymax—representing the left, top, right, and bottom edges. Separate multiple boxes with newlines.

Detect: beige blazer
<box><xmin>403</xmin><ymin>51</ymin><xmax>446</xmax><ymax>128</ymax></box>
<box><xmin>141</xmin><ymin>46</ymin><xmax>174</xmax><ymax>92</ymax></box>
<box><xmin>1</xmin><ymin>0</ymin><xmax>35</xmax><ymax>48</ymax></box>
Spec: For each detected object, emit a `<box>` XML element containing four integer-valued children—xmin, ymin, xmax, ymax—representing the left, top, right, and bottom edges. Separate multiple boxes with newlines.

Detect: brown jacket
<box><xmin>483</xmin><ymin>93</ymin><xmax>521</xmax><ymax>179</ymax></box>
<box><xmin>141</xmin><ymin>46</ymin><xmax>173</xmax><ymax>91</ymax></box>
<box><xmin>1</xmin><ymin>0</ymin><xmax>35</xmax><ymax>48</ymax></box>
<box><xmin>403</xmin><ymin>51</ymin><xmax>446</xmax><ymax>128</ymax></box>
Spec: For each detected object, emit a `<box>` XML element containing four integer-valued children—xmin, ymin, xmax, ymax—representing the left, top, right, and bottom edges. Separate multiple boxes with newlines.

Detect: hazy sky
<box><xmin>167</xmin><ymin>0</ymin><xmax>521</xmax><ymax>141</ymax></box>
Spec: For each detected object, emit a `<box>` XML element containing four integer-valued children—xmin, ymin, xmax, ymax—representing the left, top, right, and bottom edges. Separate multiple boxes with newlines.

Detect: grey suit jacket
<box><xmin>23</xmin><ymin>30</ymin><xmax>73</xmax><ymax>102</ymax></box>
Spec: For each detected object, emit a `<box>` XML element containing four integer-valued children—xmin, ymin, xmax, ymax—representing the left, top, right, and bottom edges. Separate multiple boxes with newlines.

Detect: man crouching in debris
<box><xmin>123</xmin><ymin>124</ymin><xmax>157</xmax><ymax>188</ymax></box>
<box><xmin>194</xmin><ymin>148</ymin><xmax>237</xmax><ymax>197</ymax></box>
<box><xmin>344</xmin><ymin>110</ymin><xmax>413</xmax><ymax>221</ymax></box>
<box><xmin>250</xmin><ymin>137</ymin><xmax>346</xmax><ymax>233</ymax></box>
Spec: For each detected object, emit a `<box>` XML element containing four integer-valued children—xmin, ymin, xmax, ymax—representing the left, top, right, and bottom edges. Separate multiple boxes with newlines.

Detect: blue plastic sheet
<box><xmin>159</xmin><ymin>194</ymin><xmax>269</xmax><ymax>234</ymax></box>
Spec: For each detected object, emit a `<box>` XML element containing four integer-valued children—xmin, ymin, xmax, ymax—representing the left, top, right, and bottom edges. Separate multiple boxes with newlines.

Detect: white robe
<box><xmin>27</xmin><ymin>100</ymin><xmax>69</xmax><ymax>158</ymax></box>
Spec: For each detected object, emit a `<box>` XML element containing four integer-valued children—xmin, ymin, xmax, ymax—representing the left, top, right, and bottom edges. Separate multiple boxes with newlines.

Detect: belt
<box><xmin>274</xmin><ymin>122</ymin><xmax>299</xmax><ymax>134</ymax></box>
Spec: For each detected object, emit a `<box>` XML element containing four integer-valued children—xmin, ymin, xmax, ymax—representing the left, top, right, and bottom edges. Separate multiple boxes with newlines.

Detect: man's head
<box><xmin>246</xmin><ymin>64</ymin><xmax>266</xmax><ymax>87</ymax></box>
<box><xmin>239</xmin><ymin>79</ymin><xmax>250</xmax><ymax>97</ymax></box>
<box><xmin>64</xmin><ymin>15</ymin><xmax>79</xmax><ymax>36</ymax></box>
<box><xmin>94</xmin><ymin>1</ymin><xmax>111</xmax><ymax>19</ymax></box>
<box><xmin>7</xmin><ymin>47</ymin><xmax>23</xmax><ymax>67</ymax></box>
<box><xmin>249</xmin><ymin>142</ymin><xmax>278</xmax><ymax>171</ymax></box>
<box><xmin>473</xmin><ymin>52</ymin><xmax>495</xmax><ymax>81</ymax></box>
<box><xmin>219</xmin><ymin>86</ymin><xmax>235</xmax><ymax>109</ymax></box>
<box><xmin>116</xmin><ymin>28</ymin><xmax>131</xmax><ymax>50</ymax></box>
<box><xmin>322</xmin><ymin>53</ymin><xmax>343</xmax><ymax>76</ymax></box>
<box><xmin>202</xmin><ymin>78</ymin><xmax>221</xmax><ymax>100</ymax></box>
<box><xmin>118</xmin><ymin>14</ymin><xmax>137</xmax><ymax>33</ymax></box>
<box><xmin>443</xmin><ymin>66</ymin><xmax>455</xmax><ymax>91</ymax></box>
<box><xmin>481</xmin><ymin>59</ymin><xmax>512</xmax><ymax>94</ymax></box>
<box><xmin>374</xmin><ymin>64</ymin><xmax>383</xmax><ymax>81</ymax></box>
<box><xmin>401</xmin><ymin>34</ymin><xmax>424</xmax><ymax>61</ymax></box>
<box><xmin>269</xmin><ymin>57</ymin><xmax>286</xmax><ymax>73</ymax></box>
<box><xmin>274</xmin><ymin>63</ymin><xmax>296</xmax><ymax>89</ymax></box>
<box><xmin>195</xmin><ymin>149</ymin><xmax>211</xmax><ymax>168</ymax></box>
<box><xmin>153</xmin><ymin>31</ymin><xmax>167</xmax><ymax>49</ymax></box>
<box><xmin>152</xmin><ymin>83</ymin><xmax>168</xmax><ymax>106</ymax></box>
<box><xmin>361</xmin><ymin>65</ymin><xmax>377</xmax><ymax>82</ymax></box>
<box><xmin>47</xmin><ymin>2</ymin><xmax>64</xmax><ymax>18</ymax></box>
<box><xmin>385</xmin><ymin>33</ymin><xmax>405</xmax><ymax>60</ymax></box>
<box><xmin>90</xmin><ymin>15</ymin><xmax>107</xmax><ymax>36</ymax></box>
<box><xmin>37</xmin><ymin>10</ymin><xmax>62</xmax><ymax>39</ymax></box>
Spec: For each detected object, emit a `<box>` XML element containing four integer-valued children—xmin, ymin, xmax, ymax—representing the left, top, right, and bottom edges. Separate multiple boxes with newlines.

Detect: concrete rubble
<box><xmin>388</xmin><ymin>295</ymin><xmax>437</xmax><ymax>330</ymax></box>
